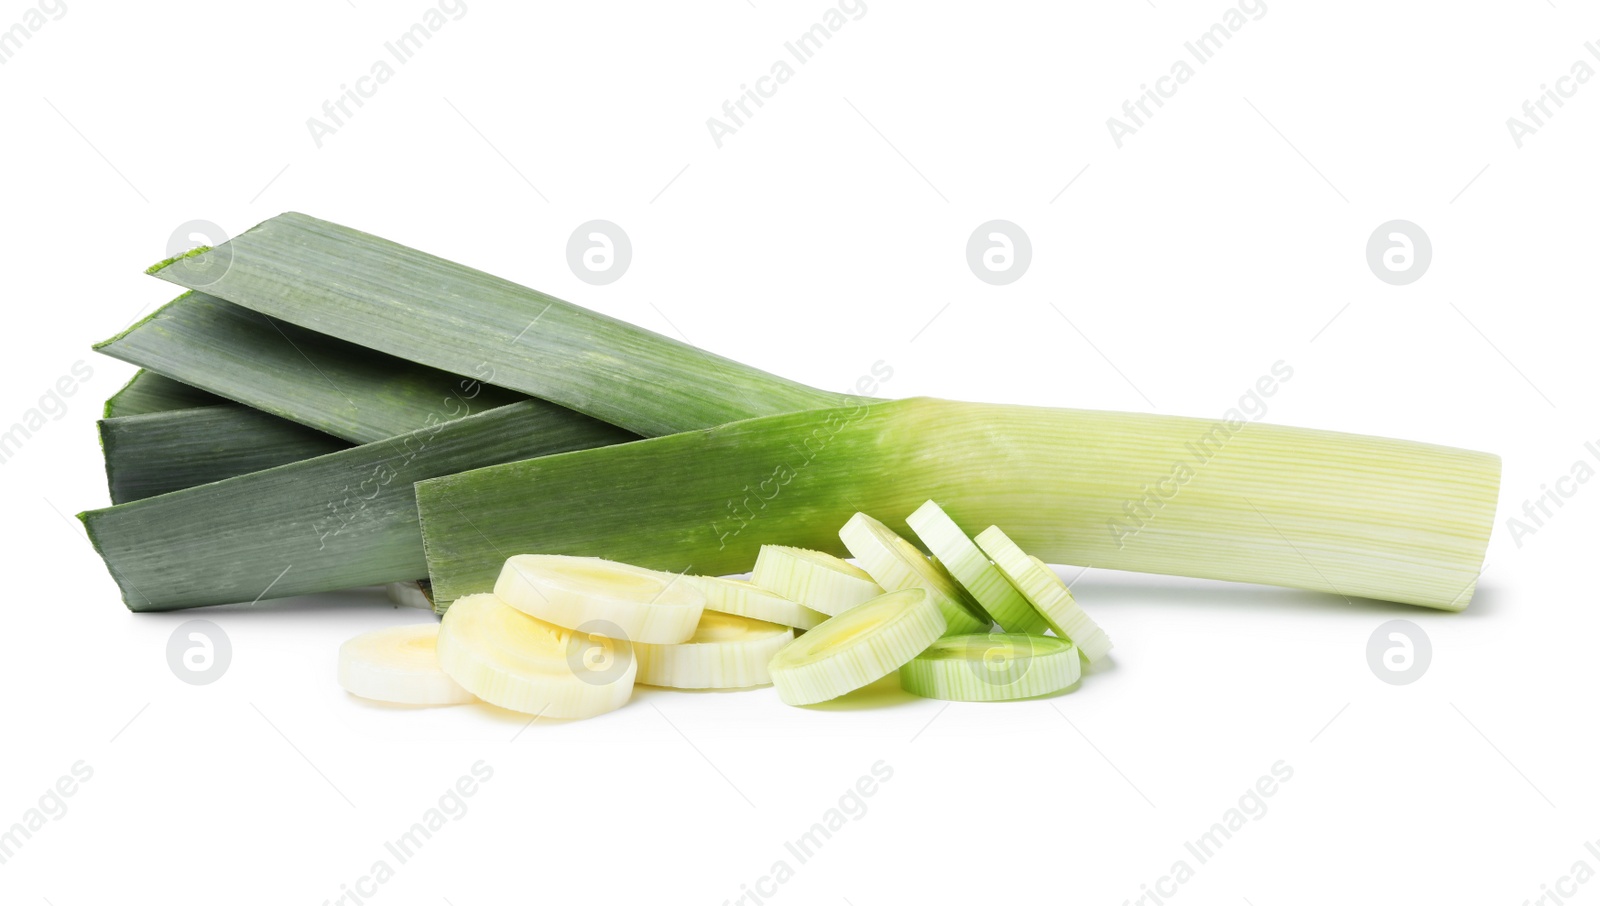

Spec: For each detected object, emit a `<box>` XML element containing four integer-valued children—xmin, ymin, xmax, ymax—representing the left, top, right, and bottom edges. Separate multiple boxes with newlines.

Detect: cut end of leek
<box><xmin>906</xmin><ymin>500</ymin><xmax>1049</xmax><ymax>635</ymax></box>
<box><xmin>337</xmin><ymin>623</ymin><xmax>476</xmax><ymax>706</ymax></box>
<box><xmin>768</xmin><ymin>588</ymin><xmax>946</xmax><ymax>706</ymax></box>
<box><xmin>976</xmin><ymin>527</ymin><xmax>1113</xmax><ymax>663</ymax></box>
<box><xmin>750</xmin><ymin>545</ymin><xmax>886</xmax><ymax>616</ymax></box>
<box><xmin>899</xmin><ymin>633</ymin><xmax>1081</xmax><ymax>702</ymax></box>
<box><xmin>684</xmin><ymin>574</ymin><xmax>827</xmax><ymax>630</ymax></box>
<box><xmin>839</xmin><ymin>512</ymin><xmax>991</xmax><ymax>636</ymax></box>
<box><xmin>635</xmin><ymin>611</ymin><xmax>794</xmax><ymax>689</ymax></box>
<box><xmin>493</xmin><ymin>554</ymin><xmax>704</xmax><ymax>644</ymax></box>
<box><xmin>436</xmin><ymin>593</ymin><xmax>636</xmax><ymax>719</ymax></box>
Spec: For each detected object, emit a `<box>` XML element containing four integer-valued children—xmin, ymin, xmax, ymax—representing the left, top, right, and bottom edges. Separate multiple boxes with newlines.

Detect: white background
<box><xmin>2</xmin><ymin>1</ymin><xmax>1597</xmax><ymax>904</ymax></box>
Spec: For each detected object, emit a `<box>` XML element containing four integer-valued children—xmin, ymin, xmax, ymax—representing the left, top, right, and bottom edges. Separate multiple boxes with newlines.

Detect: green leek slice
<box><xmin>974</xmin><ymin>527</ymin><xmax>1113</xmax><ymax>663</ymax></box>
<box><xmin>898</xmin><ymin>633</ymin><xmax>1080</xmax><ymax>701</ymax></box>
<box><xmin>684</xmin><ymin>575</ymin><xmax>827</xmax><ymax>630</ymax></box>
<box><xmin>749</xmin><ymin>546</ymin><xmax>885</xmax><ymax>617</ymax></box>
<box><xmin>906</xmin><ymin>500</ymin><xmax>1048</xmax><ymax>634</ymax></box>
<box><xmin>838</xmin><ymin>512</ymin><xmax>991</xmax><ymax>635</ymax></box>
<box><xmin>768</xmin><ymin>588</ymin><xmax>946</xmax><ymax>706</ymax></box>
<box><xmin>634</xmin><ymin>611</ymin><xmax>794</xmax><ymax>689</ymax></box>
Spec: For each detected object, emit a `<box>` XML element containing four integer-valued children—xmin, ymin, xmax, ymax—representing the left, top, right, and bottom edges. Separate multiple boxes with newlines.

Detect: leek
<box><xmin>102</xmin><ymin>370</ymin><xmax>224</xmax><ymax>417</ymax></box>
<box><xmin>898</xmin><ymin>634</ymin><xmax>1080</xmax><ymax>702</ymax></box>
<box><xmin>907</xmin><ymin>500</ymin><xmax>1049</xmax><ymax>634</ymax></box>
<box><xmin>634</xmin><ymin>612</ymin><xmax>793</xmax><ymax>689</ymax></box>
<box><xmin>85</xmin><ymin>214</ymin><xmax>1499</xmax><ymax>621</ymax></box>
<box><xmin>838</xmin><ymin>512</ymin><xmax>991</xmax><ymax>635</ymax></box>
<box><xmin>417</xmin><ymin>397</ymin><xmax>1499</xmax><ymax>611</ymax></box>
<box><xmin>337</xmin><ymin>623</ymin><xmax>476</xmax><ymax>706</ymax></box>
<box><xmin>99</xmin><ymin>405</ymin><xmax>349</xmax><ymax>504</ymax></box>
<box><xmin>82</xmin><ymin>400</ymin><xmax>633</xmax><ymax>611</ymax></box>
<box><xmin>436</xmin><ymin>593</ymin><xmax>636</xmax><ymax>718</ymax></box>
<box><xmin>493</xmin><ymin>555</ymin><xmax>705</xmax><ymax>644</ymax></box>
<box><xmin>96</xmin><ymin>291</ymin><xmax>524</xmax><ymax>443</ymax></box>
<box><xmin>975</xmin><ymin>526</ymin><xmax>1114</xmax><ymax>663</ymax></box>
<box><xmin>148</xmin><ymin>213</ymin><xmax>850</xmax><ymax>436</ymax></box>
<box><xmin>682</xmin><ymin>575</ymin><xmax>827</xmax><ymax>630</ymax></box>
<box><xmin>768</xmin><ymin>588</ymin><xmax>946</xmax><ymax>706</ymax></box>
<box><xmin>750</xmin><ymin>546</ymin><xmax>886</xmax><ymax>616</ymax></box>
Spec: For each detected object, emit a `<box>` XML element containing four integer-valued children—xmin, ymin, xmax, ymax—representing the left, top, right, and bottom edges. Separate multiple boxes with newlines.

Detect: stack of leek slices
<box><xmin>339</xmin><ymin>501</ymin><xmax>1108</xmax><ymax>718</ymax></box>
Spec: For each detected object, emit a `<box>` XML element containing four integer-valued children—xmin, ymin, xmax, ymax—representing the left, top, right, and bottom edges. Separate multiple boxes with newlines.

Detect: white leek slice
<box><xmin>974</xmin><ymin>527</ymin><xmax>1113</xmax><ymax>663</ymax></box>
<box><xmin>899</xmin><ymin>633</ymin><xmax>1080</xmax><ymax>701</ymax></box>
<box><xmin>494</xmin><ymin>554</ymin><xmax>704</xmax><ymax>644</ymax></box>
<box><xmin>751</xmin><ymin>545</ymin><xmax>885</xmax><ymax>616</ymax></box>
<box><xmin>337</xmin><ymin>623</ymin><xmax>476</xmax><ymax>705</ymax></box>
<box><xmin>684</xmin><ymin>574</ymin><xmax>827</xmax><ymax>630</ymax></box>
<box><xmin>839</xmin><ymin>513</ymin><xmax>991</xmax><ymax>636</ymax></box>
<box><xmin>635</xmin><ymin>611</ymin><xmax>794</xmax><ymax>689</ymax></box>
<box><xmin>436</xmin><ymin>593</ymin><xmax>636</xmax><ymax>718</ymax></box>
<box><xmin>768</xmin><ymin>588</ymin><xmax>946</xmax><ymax>706</ymax></box>
<box><xmin>906</xmin><ymin>500</ymin><xmax>1048</xmax><ymax>634</ymax></box>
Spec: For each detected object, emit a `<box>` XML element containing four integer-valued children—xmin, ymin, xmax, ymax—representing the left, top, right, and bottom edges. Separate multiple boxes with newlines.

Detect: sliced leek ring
<box><xmin>768</xmin><ymin>587</ymin><xmax>946</xmax><ymax>706</ymax></box>
<box><xmin>906</xmin><ymin>500</ymin><xmax>1049</xmax><ymax>634</ymax></box>
<box><xmin>494</xmin><ymin>554</ymin><xmax>704</xmax><ymax>644</ymax></box>
<box><xmin>635</xmin><ymin>611</ymin><xmax>794</xmax><ymax>689</ymax></box>
<box><xmin>436</xmin><ymin>593</ymin><xmax>636</xmax><ymax>718</ymax></box>
<box><xmin>750</xmin><ymin>545</ymin><xmax>885</xmax><ymax>616</ymax></box>
<box><xmin>337</xmin><ymin>623</ymin><xmax>476</xmax><ymax>705</ymax></box>
<box><xmin>974</xmin><ymin>527</ymin><xmax>1113</xmax><ymax>663</ymax></box>
<box><xmin>685</xmin><ymin>574</ymin><xmax>827</xmax><ymax>630</ymax></box>
<box><xmin>899</xmin><ymin>633</ymin><xmax>1080</xmax><ymax>701</ymax></box>
<box><xmin>839</xmin><ymin>513</ymin><xmax>991</xmax><ymax>636</ymax></box>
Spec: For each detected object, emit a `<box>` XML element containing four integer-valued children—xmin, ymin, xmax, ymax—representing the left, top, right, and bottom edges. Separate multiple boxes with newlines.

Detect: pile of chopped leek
<box><xmin>342</xmin><ymin>503</ymin><xmax>1097</xmax><ymax>714</ymax></box>
<box><xmin>80</xmin><ymin>213</ymin><xmax>1501</xmax><ymax>716</ymax></box>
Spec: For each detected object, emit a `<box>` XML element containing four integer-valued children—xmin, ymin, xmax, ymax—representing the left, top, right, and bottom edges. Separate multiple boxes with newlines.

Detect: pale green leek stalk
<box><xmin>417</xmin><ymin>398</ymin><xmax>1500</xmax><ymax>611</ymax></box>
